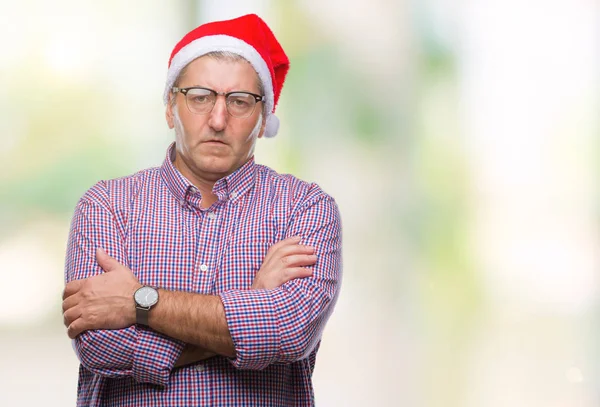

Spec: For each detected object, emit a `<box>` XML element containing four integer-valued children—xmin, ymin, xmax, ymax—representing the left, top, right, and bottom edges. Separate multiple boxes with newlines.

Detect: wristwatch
<box><xmin>134</xmin><ymin>286</ymin><xmax>159</xmax><ymax>326</ymax></box>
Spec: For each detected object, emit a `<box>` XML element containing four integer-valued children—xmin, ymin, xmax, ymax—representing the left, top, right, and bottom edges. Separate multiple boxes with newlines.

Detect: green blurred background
<box><xmin>0</xmin><ymin>0</ymin><xmax>598</xmax><ymax>405</ymax></box>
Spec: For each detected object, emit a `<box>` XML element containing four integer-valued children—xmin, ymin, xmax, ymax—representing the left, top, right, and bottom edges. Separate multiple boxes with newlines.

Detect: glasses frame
<box><xmin>172</xmin><ymin>86</ymin><xmax>265</xmax><ymax>118</ymax></box>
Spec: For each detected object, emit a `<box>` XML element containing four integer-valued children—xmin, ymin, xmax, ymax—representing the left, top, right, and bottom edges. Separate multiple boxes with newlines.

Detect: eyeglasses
<box><xmin>172</xmin><ymin>86</ymin><xmax>265</xmax><ymax>118</ymax></box>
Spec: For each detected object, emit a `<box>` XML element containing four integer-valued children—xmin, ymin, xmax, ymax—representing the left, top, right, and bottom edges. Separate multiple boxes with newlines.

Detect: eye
<box><xmin>186</xmin><ymin>89</ymin><xmax>213</xmax><ymax>104</ymax></box>
<box><xmin>228</xmin><ymin>94</ymin><xmax>253</xmax><ymax>107</ymax></box>
<box><xmin>192</xmin><ymin>95</ymin><xmax>210</xmax><ymax>103</ymax></box>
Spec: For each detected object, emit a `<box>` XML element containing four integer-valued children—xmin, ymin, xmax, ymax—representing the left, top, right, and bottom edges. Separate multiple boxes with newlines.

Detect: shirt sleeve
<box><xmin>65</xmin><ymin>184</ymin><xmax>184</xmax><ymax>386</ymax></box>
<box><xmin>219</xmin><ymin>194</ymin><xmax>342</xmax><ymax>370</ymax></box>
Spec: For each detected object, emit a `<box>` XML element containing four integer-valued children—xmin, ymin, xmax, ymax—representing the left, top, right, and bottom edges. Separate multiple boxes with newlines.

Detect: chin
<box><xmin>198</xmin><ymin>157</ymin><xmax>236</xmax><ymax>176</ymax></box>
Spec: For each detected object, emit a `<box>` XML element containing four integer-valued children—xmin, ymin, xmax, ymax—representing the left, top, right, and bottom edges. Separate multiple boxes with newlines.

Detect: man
<box><xmin>62</xmin><ymin>13</ymin><xmax>342</xmax><ymax>407</ymax></box>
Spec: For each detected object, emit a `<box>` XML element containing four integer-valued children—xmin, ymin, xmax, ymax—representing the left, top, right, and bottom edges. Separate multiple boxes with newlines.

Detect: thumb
<box><xmin>95</xmin><ymin>248</ymin><xmax>121</xmax><ymax>272</ymax></box>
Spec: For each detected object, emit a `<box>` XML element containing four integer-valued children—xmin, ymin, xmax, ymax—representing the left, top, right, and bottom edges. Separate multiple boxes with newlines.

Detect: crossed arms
<box><xmin>62</xmin><ymin>188</ymin><xmax>342</xmax><ymax>386</ymax></box>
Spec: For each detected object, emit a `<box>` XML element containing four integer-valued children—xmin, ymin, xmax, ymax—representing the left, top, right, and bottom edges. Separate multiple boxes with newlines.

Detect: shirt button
<box><xmin>207</xmin><ymin>212</ymin><xmax>217</xmax><ymax>220</ymax></box>
<box><xmin>230</xmin><ymin>191</ymin><xmax>238</xmax><ymax>199</ymax></box>
<box><xmin>195</xmin><ymin>364</ymin><xmax>205</xmax><ymax>372</ymax></box>
<box><xmin>199</xmin><ymin>264</ymin><xmax>208</xmax><ymax>272</ymax></box>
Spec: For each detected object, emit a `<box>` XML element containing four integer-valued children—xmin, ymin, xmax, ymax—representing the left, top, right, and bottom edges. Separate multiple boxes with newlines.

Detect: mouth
<box><xmin>202</xmin><ymin>140</ymin><xmax>227</xmax><ymax>145</ymax></box>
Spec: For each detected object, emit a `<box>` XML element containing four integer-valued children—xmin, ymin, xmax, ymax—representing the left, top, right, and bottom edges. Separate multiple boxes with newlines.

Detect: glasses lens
<box><xmin>185</xmin><ymin>88</ymin><xmax>215</xmax><ymax>114</ymax></box>
<box><xmin>226</xmin><ymin>93</ymin><xmax>257</xmax><ymax>118</ymax></box>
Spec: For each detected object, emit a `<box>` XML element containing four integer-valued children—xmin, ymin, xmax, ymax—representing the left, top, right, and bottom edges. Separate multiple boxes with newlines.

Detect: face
<box><xmin>166</xmin><ymin>56</ymin><xmax>265</xmax><ymax>184</ymax></box>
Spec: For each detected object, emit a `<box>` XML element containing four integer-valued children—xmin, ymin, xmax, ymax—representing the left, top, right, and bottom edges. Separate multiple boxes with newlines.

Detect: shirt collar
<box><xmin>212</xmin><ymin>154</ymin><xmax>256</xmax><ymax>203</ymax></box>
<box><xmin>160</xmin><ymin>142</ymin><xmax>256</xmax><ymax>207</ymax></box>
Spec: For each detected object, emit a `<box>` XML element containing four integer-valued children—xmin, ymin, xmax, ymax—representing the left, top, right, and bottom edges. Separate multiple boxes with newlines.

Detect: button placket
<box><xmin>194</xmin><ymin>208</ymin><xmax>221</xmax><ymax>292</ymax></box>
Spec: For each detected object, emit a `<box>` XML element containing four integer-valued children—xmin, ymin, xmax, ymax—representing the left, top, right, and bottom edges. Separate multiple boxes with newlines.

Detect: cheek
<box><xmin>174</xmin><ymin>111</ymin><xmax>202</xmax><ymax>142</ymax></box>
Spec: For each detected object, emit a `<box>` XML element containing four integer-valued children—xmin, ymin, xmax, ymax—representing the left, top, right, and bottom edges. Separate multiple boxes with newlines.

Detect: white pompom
<box><xmin>264</xmin><ymin>114</ymin><xmax>280</xmax><ymax>138</ymax></box>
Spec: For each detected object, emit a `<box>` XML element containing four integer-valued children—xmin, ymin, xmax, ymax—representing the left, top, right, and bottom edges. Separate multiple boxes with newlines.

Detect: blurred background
<box><xmin>0</xmin><ymin>0</ymin><xmax>598</xmax><ymax>405</ymax></box>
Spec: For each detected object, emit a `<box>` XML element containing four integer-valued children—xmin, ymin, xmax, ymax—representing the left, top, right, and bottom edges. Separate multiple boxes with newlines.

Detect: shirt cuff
<box><xmin>219</xmin><ymin>289</ymin><xmax>282</xmax><ymax>370</ymax></box>
<box><xmin>131</xmin><ymin>326</ymin><xmax>185</xmax><ymax>386</ymax></box>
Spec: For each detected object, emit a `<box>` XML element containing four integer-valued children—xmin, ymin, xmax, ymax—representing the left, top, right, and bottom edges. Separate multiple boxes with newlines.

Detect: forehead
<box><xmin>178</xmin><ymin>55</ymin><xmax>260</xmax><ymax>93</ymax></box>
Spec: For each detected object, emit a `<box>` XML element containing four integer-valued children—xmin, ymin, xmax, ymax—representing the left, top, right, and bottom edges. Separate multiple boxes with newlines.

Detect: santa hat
<box><xmin>164</xmin><ymin>14</ymin><xmax>289</xmax><ymax>138</ymax></box>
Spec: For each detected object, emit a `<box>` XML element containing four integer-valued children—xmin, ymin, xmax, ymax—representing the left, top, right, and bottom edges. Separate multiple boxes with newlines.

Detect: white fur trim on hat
<box><xmin>164</xmin><ymin>35</ymin><xmax>275</xmax><ymax>117</ymax></box>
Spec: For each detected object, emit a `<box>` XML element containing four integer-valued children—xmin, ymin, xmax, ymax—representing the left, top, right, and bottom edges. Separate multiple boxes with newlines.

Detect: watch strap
<box><xmin>136</xmin><ymin>306</ymin><xmax>150</xmax><ymax>326</ymax></box>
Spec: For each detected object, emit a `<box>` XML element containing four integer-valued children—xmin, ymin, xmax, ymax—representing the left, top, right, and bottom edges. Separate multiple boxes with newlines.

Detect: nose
<box><xmin>207</xmin><ymin>95</ymin><xmax>228</xmax><ymax>132</ymax></box>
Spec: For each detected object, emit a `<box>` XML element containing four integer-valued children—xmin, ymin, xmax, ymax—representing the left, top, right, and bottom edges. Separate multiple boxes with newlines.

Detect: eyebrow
<box><xmin>183</xmin><ymin>85</ymin><xmax>259</xmax><ymax>94</ymax></box>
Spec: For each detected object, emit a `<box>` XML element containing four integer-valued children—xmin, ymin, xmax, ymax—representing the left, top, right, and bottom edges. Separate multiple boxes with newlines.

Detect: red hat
<box><xmin>164</xmin><ymin>14</ymin><xmax>290</xmax><ymax>138</ymax></box>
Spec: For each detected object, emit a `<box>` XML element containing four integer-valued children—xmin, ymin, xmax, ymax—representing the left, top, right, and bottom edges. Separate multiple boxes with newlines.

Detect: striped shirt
<box><xmin>65</xmin><ymin>143</ymin><xmax>342</xmax><ymax>406</ymax></box>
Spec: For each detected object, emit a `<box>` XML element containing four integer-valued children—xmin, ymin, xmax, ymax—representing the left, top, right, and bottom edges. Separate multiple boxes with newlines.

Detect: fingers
<box><xmin>264</xmin><ymin>238</ymin><xmax>315</xmax><ymax>261</ymax></box>
<box><xmin>266</xmin><ymin>236</ymin><xmax>302</xmax><ymax>252</ymax></box>
<box><xmin>251</xmin><ymin>236</ymin><xmax>318</xmax><ymax>290</ymax></box>
<box><xmin>64</xmin><ymin>248</ymin><xmax>124</xmax><ymax>301</ymax></box>
<box><xmin>63</xmin><ymin>305</ymin><xmax>82</xmax><ymax>328</ymax></box>
<box><xmin>265</xmin><ymin>245</ymin><xmax>315</xmax><ymax>270</ymax></box>
<box><xmin>67</xmin><ymin>320</ymin><xmax>86</xmax><ymax>339</ymax></box>
<box><xmin>280</xmin><ymin>254</ymin><xmax>317</xmax><ymax>268</ymax></box>
<box><xmin>273</xmin><ymin>267</ymin><xmax>314</xmax><ymax>288</ymax></box>
<box><xmin>276</xmin><ymin>244</ymin><xmax>315</xmax><ymax>257</ymax></box>
<box><xmin>251</xmin><ymin>266</ymin><xmax>314</xmax><ymax>290</ymax></box>
<box><xmin>62</xmin><ymin>280</ymin><xmax>84</xmax><ymax>300</ymax></box>
<box><xmin>285</xmin><ymin>267</ymin><xmax>313</xmax><ymax>280</ymax></box>
<box><xmin>62</xmin><ymin>291</ymin><xmax>82</xmax><ymax>314</ymax></box>
<box><xmin>95</xmin><ymin>248</ymin><xmax>120</xmax><ymax>272</ymax></box>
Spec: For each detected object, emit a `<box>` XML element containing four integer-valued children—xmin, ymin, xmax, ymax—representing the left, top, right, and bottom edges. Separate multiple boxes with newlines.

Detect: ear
<box><xmin>166</xmin><ymin>101</ymin><xmax>175</xmax><ymax>129</ymax></box>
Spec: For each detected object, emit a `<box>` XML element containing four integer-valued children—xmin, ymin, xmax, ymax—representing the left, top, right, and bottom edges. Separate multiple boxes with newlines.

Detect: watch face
<box><xmin>134</xmin><ymin>286</ymin><xmax>159</xmax><ymax>308</ymax></box>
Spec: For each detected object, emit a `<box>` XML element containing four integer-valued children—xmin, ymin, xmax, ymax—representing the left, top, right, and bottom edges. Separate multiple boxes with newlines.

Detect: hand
<box><xmin>62</xmin><ymin>248</ymin><xmax>142</xmax><ymax>339</ymax></box>
<box><xmin>251</xmin><ymin>236</ymin><xmax>317</xmax><ymax>289</ymax></box>
<box><xmin>174</xmin><ymin>344</ymin><xmax>217</xmax><ymax>368</ymax></box>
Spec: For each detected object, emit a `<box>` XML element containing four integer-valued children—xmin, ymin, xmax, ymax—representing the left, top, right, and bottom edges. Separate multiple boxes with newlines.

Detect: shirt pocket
<box><xmin>215</xmin><ymin>241</ymin><xmax>271</xmax><ymax>292</ymax></box>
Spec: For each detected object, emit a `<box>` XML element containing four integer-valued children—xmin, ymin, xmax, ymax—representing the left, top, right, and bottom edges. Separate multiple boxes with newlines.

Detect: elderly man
<box><xmin>62</xmin><ymin>13</ymin><xmax>342</xmax><ymax>407</ymax></box>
